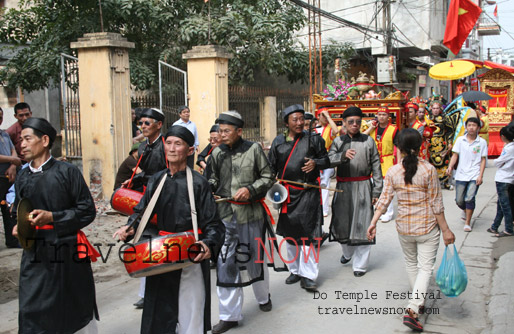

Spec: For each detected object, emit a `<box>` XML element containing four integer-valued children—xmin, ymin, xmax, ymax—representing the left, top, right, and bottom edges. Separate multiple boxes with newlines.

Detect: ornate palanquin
<box><xmin>480</xmin><ymin>68</ymin><xmax>514</xmax><ymax>156</ymax></box>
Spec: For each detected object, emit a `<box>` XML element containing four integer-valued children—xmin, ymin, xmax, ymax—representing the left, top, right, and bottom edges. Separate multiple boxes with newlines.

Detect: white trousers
<box><xmin>177</xmin><ymin>264</ymin><xmax>205</xmax><ymax>334</ymax></box>
<box><xmin>320</xmin><ymin>168</ymin><xmax>334</xmax><ymax>215</ymax></box>
<box><xmin>397</xmin><ymin>228</ymin><xmax>440</xmax><ymax>314</ymax></box>
<box><xmin>286</xmin><ymin>243</ymin><xmax>319</xmax><ymax>280</ymax></box>
<box><xmin>380</xmin><ymin>201</ymin><xmax>395</xmax><ymax>221</ymax></box>
<box><xmin>138</xmin><ymin>277</ymin><xmax>146</xmax><ymax>298</ymax></box>
<box><xmin>217</xmin><ymin>263</ymin><xmax>270</xmax><ymax>322</ymax></box>
<box><xmin>75</xmin><ymin>319</ymin><xmax>97</xmax><ymax>334</ymax></box>
<box><xmin>341</xmin><ymin>244</ymin><xmax>371</xmax><ymax>272</ymax></box>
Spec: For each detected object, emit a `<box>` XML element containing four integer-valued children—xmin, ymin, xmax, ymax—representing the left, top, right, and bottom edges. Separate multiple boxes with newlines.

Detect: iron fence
<box><xmin>60</xmin><ymin>53</ymin><xmax>81</xmax><ymax>158</ymax></box>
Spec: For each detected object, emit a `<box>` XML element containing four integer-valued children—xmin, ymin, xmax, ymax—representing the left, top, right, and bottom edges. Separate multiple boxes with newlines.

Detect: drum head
<box><xmin>17</xmin><ymin>198</ymin><xmax>35</xmax><ymax>250</ymax></box>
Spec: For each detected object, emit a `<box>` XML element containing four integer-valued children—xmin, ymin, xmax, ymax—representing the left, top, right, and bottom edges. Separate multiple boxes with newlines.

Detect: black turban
<box><xmin>216</xmin><ymin>112</ymin><xmax>244</xmax><ymax>127</ymax></box>
<box><xmin>165</xmin><ymin>125</ymin><xmax>195</xmax><ymax>147</ymax></box>
<box><xmin>282</xmin><ymin>104</ymin><xmax>305</xmax><ymax>121</ymax></box>
<box><xmin>22</xmin><ymin>117</ymin><xmax>57</xmax><ymax>142</ymax></box>
<box><xmin>141</xmin><ymin>108</ymin><xmax>165</xmax><ymax>122</ymax></box>
<box><xmin>210</xmin><ymin>124</ymin><xmax>220</xmax><ymax>133</ymax></box>
<box><xmin>304</xmin><ymin>112</ymin><xmax>314</xmax><ymax>120</ymax></box>
<box><xmin>342</xmin><ymin>106</ymin><xmax>363</xmax><ymax>119</ymax></box>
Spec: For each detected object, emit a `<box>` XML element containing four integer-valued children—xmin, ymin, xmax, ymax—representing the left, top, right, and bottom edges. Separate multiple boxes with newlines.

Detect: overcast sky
<box><xmin>481</xmin><ymin>0</ymin><xmax>514</xmax><ymax>59</ymax></box>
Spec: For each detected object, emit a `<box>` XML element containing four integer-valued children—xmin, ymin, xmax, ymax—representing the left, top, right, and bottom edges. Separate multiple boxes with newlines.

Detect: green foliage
<box><xmin>0</xmin><ymin>0</ymin><xmax>353</xmax><ymax>92</ymax></box>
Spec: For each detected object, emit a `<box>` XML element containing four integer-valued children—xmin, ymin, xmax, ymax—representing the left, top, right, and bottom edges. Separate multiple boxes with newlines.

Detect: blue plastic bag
<box><xmin>436</xmin><ymin>244</ymin><xmax>468</xmax><ymax>297</ymax></box>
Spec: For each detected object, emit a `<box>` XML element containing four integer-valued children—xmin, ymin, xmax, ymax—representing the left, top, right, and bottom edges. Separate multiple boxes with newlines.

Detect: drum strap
<box><xmin>133</xmin><ymin>173</ymin><xmax>167</xmax><ymax>243</ymax></box>
<box><xmin>186</xmin><ymin>167</ymin><xmax>200</xmax><ymax>241</ymax></box>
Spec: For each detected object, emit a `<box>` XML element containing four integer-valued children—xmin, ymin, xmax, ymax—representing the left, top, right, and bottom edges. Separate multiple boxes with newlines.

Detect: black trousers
<box><xmin>0</xmin><ymin>177</ymin><xmax>17</xmax><ymax>247</ymax></box>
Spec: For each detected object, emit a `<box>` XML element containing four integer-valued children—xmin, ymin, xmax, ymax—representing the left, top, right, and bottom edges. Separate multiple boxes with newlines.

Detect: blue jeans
<box><xmin>491</xmin><ymin>182</ymin><xmax>514</xmax><ymax>234</ymax></box>
<box><xmin>455</xmin><ymin>180</ymin><xmax>479</xmax><ymax>210</ymax></box>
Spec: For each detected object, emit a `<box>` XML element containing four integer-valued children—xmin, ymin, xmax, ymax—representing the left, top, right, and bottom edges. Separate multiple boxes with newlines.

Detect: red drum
<box><xmin>123</xmin><ymin>232</ymin><xmax>199</xmax><ymax>278</ymax></box>
<box><xmin>111</xmin><ymin>188</ymin><xmax>157</xmax><ymax>224</ymax></box>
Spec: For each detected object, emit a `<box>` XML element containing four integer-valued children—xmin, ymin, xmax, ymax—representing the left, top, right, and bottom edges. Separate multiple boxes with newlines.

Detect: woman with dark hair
<box><xmin>367</xmin><ymin>128</ymin><xmax>455</xmax><ymax>332</ymax></box>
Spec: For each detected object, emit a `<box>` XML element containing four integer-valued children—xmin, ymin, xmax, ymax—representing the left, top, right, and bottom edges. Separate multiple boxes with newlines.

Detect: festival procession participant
<box><xmin>367</xmin><ymin>128</ymin><xmax>455</xmax><ymax>332</ymax></box>
<box><xmin>268</xmin><ymin>104</ymin><xmax>329</xmax><ymax>291</ymax></box>
<box><xmin>209</xmin><ymin>111</ymin><xmax>275</xmax><ymax>334</ymax></box>
<box><xmin>428</xmin><ymin>101</ymin><xmax>453</xmax><ymax>189</ymax></box>
<box><xmin>406</xmin><ymin>102</ymin><xmax>424</xmax><ymax>136</ymax></box>
<box><xmin>173</xmin><ymin>105</ymin><xmax>200</xmax><ymax>169</ymax></box>
<box><xmin>304</xmin><ymin>112</ymin><xmax>316</xmax><ymax>131</ymax></box>
<box><xmin>12</xmin><ymin>117</ymin><xmax>99</xmax><ymax>333</ymax></box>
<box><xmin>446</xmin><ymin>117</ymin><xmax>488</xmax><ymax>232</ymax></box>
<box><xmin>315</xmin><ymin>107</ymin><xmax>339</xmax><ymax>217</ymax></box>
<box><xmin>363</xmin><ymin>105</ymin><xmax>398</xmax><ymax>222</ymax></box>
<box><xmin>328</xmin><ymin>106</ymin><xmax>383</xmax><ymax>277</ymax></box>
<box><xmin>122</xmin><ymin>107</ymin><xmax>168</xmax><ymax>309</ymax></box>
<box><xmin>123</xmin><ymin>107</ymin><xmax>168</xmax><ymax>192</ymax></box>
<box><xmin>113</xmin><ymin>143</ymin><xmax>140</xmax><ymax>190</ymax></box>
<box><xmin>196</xmin><ymin>124</ymin><xmax>221</xmax><ymax>180</ymax></box>
<box><xmin>113</xmin><ymin>125</ymin><xmax>225</xmax><ymax>334</ymax></box>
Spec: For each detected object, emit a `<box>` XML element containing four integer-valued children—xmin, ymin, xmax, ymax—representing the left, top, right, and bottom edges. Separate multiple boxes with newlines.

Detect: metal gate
<box><xmin>158</xmin><ymin>60</ymin><xmax>187</xmax><ymax>129</ymax></box>
<box><xmin>60</xmin><ymin>53</ymin><xmax>81</xmax><ymax>158</ymax></box>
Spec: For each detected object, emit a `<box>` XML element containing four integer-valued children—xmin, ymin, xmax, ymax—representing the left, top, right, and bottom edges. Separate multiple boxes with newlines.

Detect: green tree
<box><xmin>0</xmin><ymin>0</ymin><xmax>353</xmax><ymax>92</ymax></box>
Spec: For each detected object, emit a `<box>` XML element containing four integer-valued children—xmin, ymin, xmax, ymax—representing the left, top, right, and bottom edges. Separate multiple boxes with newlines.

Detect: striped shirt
<box><xmin>375</xmin><ymin>159</ymin><xmax>444</xmax><ymax>236</ymax></box>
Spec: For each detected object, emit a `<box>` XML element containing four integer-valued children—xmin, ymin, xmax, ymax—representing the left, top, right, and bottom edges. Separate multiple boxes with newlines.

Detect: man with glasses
<box><xmin>209</xmin><ymin>111</ymin><xmax>275</xmax><ymax>334</ymax></box>
<box><xmin>197</xmin><ymin>124</ymin><xmax>221</xmax><ymax>180</ymax></box>
<box><xmin>328</xmin><ymin>106</ymin><xmax>383</xmax><ymax>277</ymax></box>
<box><xmin>122</xmin><ymin>107</ymin><xmax>168</xmax><ymax>309</ymax></box>
<box><xmin>7</xmin><ymin>102</ymin><xmax>32</xmax><ymax>163</ymax></box>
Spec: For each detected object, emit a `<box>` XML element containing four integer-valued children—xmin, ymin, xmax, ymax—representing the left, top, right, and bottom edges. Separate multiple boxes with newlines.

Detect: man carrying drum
<box><xmin>114</xmin><ymin>125</ymin><xmax>225</xmax><ymax>334</ymax></box>
<box><xmin>208</xmin><ymin>111</ymin><xmax>275</xmax><ymax>334</ymax></box>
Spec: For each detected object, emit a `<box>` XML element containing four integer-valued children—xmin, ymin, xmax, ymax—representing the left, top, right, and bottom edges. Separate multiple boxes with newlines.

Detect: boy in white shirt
<box><xmin>488</xmin><ymin>125</ymin><xmax>514</xmax><ymax>237</ymax></box>
<box><xmin>447</xmin><ymin>117</ymin><xmax>488</xmax><ymax>232</ymax></box>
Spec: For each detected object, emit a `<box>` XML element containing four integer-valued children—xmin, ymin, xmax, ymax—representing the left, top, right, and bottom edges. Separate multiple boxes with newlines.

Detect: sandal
<box><xmin>463</xmin><ymin>225</ymin><xmax>472</xmax><ymax>232</ymax></box>
<box><xmin>487</xmin><ymin>228</ymin><xmax>498</xmax><ymax>234</ymax></box>
<box><xmin>495</xmin><ymin>231</ymin><xmax>514</xmax><ymax>238</ymax></box>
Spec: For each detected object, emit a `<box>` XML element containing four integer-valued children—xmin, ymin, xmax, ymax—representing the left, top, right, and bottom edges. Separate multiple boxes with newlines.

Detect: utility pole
<box><xmin>382</xmin><ymin>0</ymin><xmax>393</xmax><ymax>83</ymax></box>
<box><xmin>487</xmin><ymin>47</ymin><xmax>491</xmax><ymax>60</ymax></box>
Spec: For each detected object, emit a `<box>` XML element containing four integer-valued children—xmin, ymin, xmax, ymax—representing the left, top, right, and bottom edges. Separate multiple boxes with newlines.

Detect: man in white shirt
<box><xmin>173</xmin><ymin>106</ymin><xmax>199</xmax><ymax>168</ymax></box>
<box><xmin>447</xmin><ymin>117</ymin><xmax>488</xmax><ymax>232</ymax></box>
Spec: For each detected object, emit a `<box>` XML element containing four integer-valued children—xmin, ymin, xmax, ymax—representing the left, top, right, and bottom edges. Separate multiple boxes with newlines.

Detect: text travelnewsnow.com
<box><xmin>313</xmin><ymin>290</ymin><xmax>441</xmax><ymax>315</ymax></box>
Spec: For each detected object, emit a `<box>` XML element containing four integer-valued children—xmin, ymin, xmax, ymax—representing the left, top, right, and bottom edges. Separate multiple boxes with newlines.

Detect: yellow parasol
<box><xmin>429</xmin><ymin>60</ymin><xmax>476</xmax><ymax>81</ymax></box>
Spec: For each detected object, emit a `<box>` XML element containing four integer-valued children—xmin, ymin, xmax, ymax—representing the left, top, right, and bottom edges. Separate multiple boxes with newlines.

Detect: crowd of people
<box><xmin>1</xmin><ymin>100</ymin><xmax>513</xmax><ymax>333</ymax></box>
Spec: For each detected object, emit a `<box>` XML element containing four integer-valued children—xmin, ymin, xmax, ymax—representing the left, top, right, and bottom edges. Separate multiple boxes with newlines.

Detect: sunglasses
<box><xmin>139</xmin><ymin>120</ymin><xmax>154</xmax><ymax>126</ymax></box>
<box><xmin>346</xmin><ymin>119</ymin><xmax>362</xmax><ymax>125</ymax></box>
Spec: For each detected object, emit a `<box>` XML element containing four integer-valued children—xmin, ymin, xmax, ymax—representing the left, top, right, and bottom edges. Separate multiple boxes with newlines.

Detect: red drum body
<box><xmin>111</xmin><ymin>188</ymin><xmax>157</xmax><ymax>224</ymax></box>
<box><xmin>123</xmin><ymin>232</ymin><xmax>197</xmax><ymax>278</ymax></box>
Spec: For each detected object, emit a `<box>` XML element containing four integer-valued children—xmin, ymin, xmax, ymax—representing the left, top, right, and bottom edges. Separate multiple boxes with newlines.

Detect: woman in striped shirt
<box><xmin>367</xmin><ymin>128</ymin><xmax>455</xmax><ymax>332</ymax></box>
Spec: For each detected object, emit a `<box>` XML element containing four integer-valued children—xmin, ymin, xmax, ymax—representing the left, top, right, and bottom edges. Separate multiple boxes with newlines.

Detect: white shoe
<box><xmin>461</xmin><ymin>211</ymin><xmax>466</xmax><ymax>221</ymax></box>
<box><xmin>464</xmin><ymin>225</ymin><xmax>472</xmax><ymax>232</ymax></box>
<box><xmin>323</xmin><ymin>212</ymin><xmax>329</xmax><ymax>217</ymax></box>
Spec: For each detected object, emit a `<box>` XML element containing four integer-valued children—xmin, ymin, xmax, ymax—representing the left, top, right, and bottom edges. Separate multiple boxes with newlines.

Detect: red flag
<box><xmin>493</xmin><ymin>4</ymin><xmax>498</xmax><ymax>18</ymax></box>
<box><xmin>443</xmin><ymin>0</ymin><xmax>482</xmax><ymax>55</ymax></box>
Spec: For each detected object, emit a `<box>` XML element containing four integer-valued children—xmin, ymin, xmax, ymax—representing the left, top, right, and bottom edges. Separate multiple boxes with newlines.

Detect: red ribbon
<box><xmin>228</xmin><ymin>198</ymin><xmax>276</xmax><ymax>225</ymax></box>
<box><xmin>36</xmin><ymin>225</ymin><xmax>100</xmax><ymax>262</ymax></box>
<box><xmin>336</xmin><ymin>176</ymin><xmax>371</xmax><ymax>182</ymax></box>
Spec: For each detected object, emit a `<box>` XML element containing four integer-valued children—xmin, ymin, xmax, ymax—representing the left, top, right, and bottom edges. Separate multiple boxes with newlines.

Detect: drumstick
<box><xmin>276</xmin><ymin>178</ymin><xmax>343</xmax><ymax>193</ymax></box>
<box><xmin>215</xmin><ymin>197</ymin><xmax>233</xmax><ymax>203</ymax></box>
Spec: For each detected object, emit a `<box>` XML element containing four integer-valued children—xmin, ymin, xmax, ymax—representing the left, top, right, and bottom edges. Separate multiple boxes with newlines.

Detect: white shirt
<box><xmin>172</xmin><ymin>119</ymin><xmax>199</xmax><ymax>148</ymax></box>
<box><xmin>29</xmin><ymin>156</ymin><xmax>53</xmax><ymax>173</ymax></box>
<box><xmin>494</xmin><ymin>142</ymin><xmax>514</xmax><ymax>184</ymax></box>
<box><xmin>452</xmin><ymin>134</ymin><xmax>488</xmax><ymax>181</ymax></box>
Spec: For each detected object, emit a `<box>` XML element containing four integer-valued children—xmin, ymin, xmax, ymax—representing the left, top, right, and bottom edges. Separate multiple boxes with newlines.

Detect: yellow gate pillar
<box><xmin>183</xmin><ymin>45</ymin><xmax>232</xmax><ymax>157</ymax></box>
<box><xmin>71</xmin><ymin>33</ymin><xmax>135</xmax><ymax>199</ymax></box>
